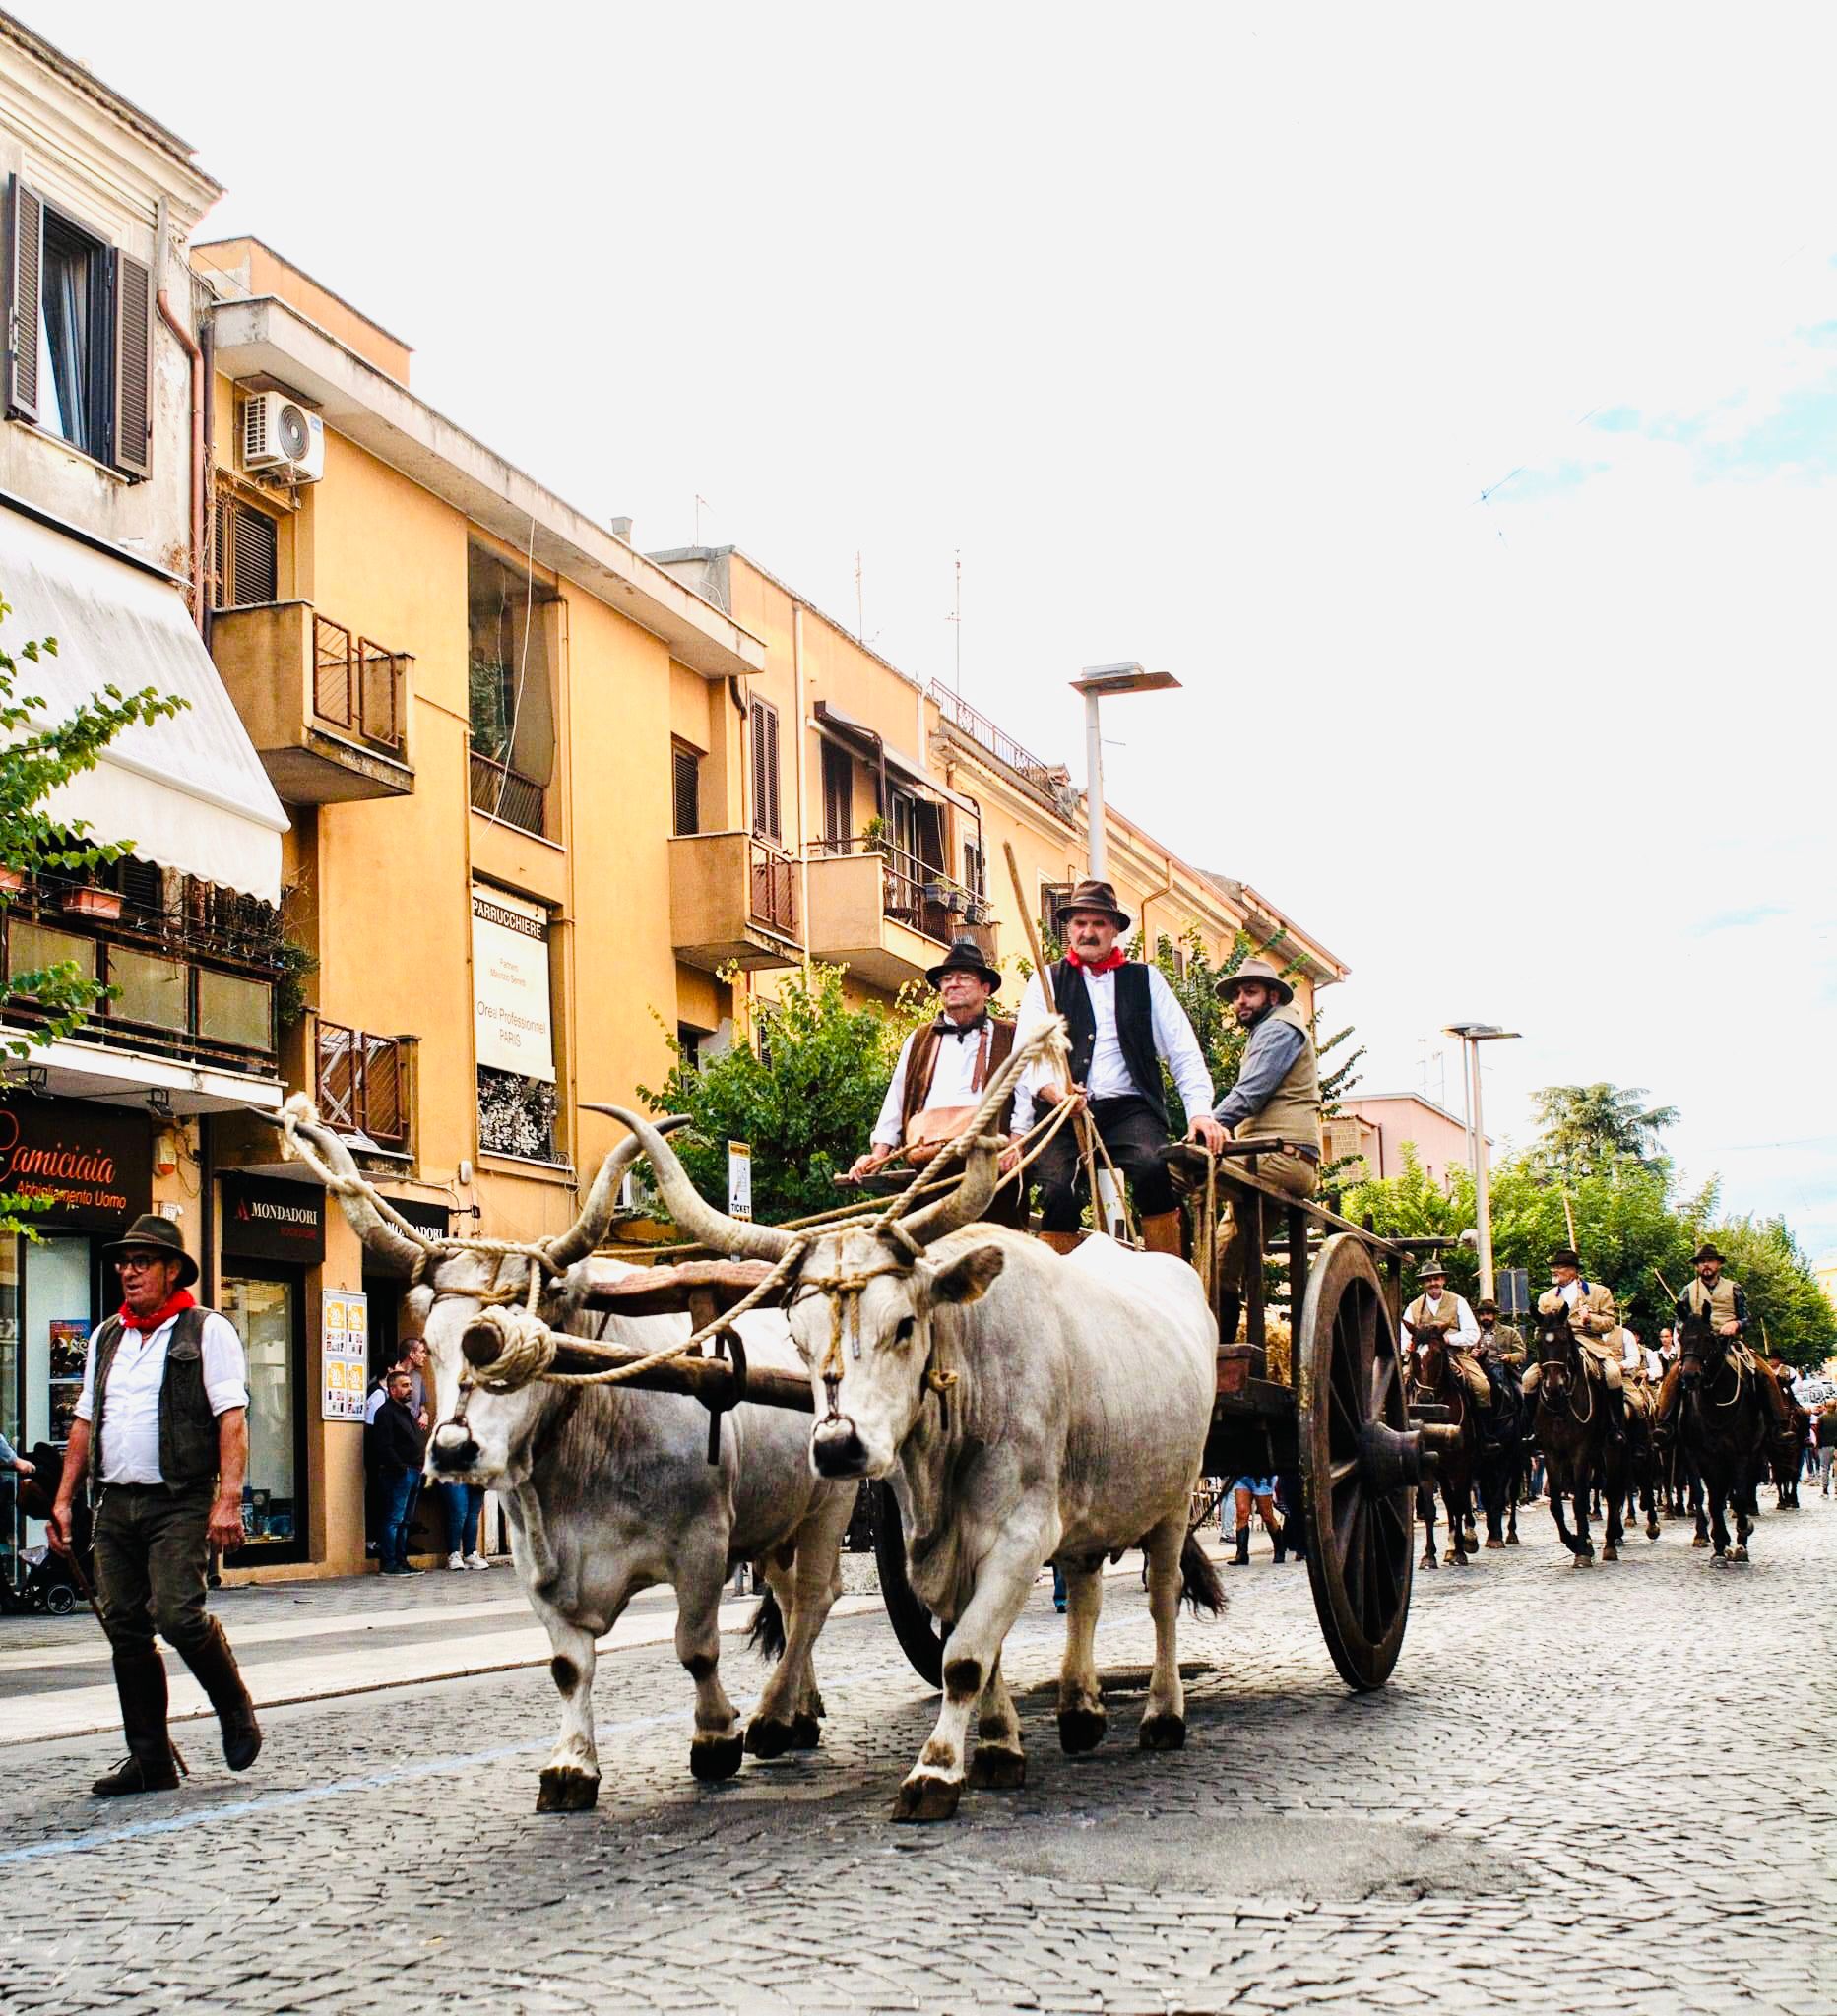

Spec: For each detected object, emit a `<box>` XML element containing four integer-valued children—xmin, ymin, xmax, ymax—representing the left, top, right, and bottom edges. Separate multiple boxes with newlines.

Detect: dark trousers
<box><xmin>381</xmin><ymin>1467</ymin><xmax>418</xmax><ymax>1569</ymax></box>
<box><xmin>93</xmin><ymin>1481</ymin><xmax>215</xmax><ymax>1661</ymax></box>
<box><xmin>1031</xmin><ymin>1095</ymin><xmax>1175</xmax><ymax>1233</ymax></box>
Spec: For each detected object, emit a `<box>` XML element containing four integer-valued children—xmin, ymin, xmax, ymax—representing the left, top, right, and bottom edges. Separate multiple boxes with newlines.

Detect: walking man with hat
<box><xmin>48</xmin><ymin>1214</ymin><xmax>262</xmax><ymax>1796</ymax></box>
<box><xmin>1524</xmin><ymin>1248</ymin><xmax>1626</xmax><ymax>1442</ymax></box>
<box><xmin>1010</xmin><ymin>879</ymin><xmax>1215</xmax><ymax>1256</ymax></box>
<box><xmin>1653</xmin><ymin>1242</ymin><xmax>1797</xmax><ymax>1455</ymax></box>
<box><xmin>1183</xmin><ymin>954</ymin><xmax>1322</xmax><ymax>1341</ymax></box>
<box><xmin>852</xmin><ymin>936</ymin><xmax>1026</xmax><ymax>1227</ymax></box>
<box><xmin>1400</xmin><ymin>1259</ymin><xmax>1490</xmax><ymax>1408</ymax></box>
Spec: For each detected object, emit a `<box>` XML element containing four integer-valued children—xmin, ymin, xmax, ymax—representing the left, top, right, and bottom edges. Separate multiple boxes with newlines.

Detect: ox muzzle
<box><xmin>429</xmin><ymin>1420</ymin><xmax>483</xmax><ymax>1476</ymax></box>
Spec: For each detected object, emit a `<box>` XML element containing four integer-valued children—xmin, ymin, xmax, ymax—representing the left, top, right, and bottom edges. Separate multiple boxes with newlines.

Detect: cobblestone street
<box><xmin>1</xmin><ymin>1495</ymin><xmax>1832</xmax><ymax>2016</ymax></box>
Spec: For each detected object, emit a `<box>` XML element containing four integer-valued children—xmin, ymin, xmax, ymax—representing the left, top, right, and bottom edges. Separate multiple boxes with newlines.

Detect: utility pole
<box><xmin>1443</xmin><ymin>1023</ymin><xmax>1522</xmax><ymax>1301</ymax></box>
<box><xmin>1069</xmin><ymin>664</ymin><xmax>1179</xmax><ymax>879</ymax></box>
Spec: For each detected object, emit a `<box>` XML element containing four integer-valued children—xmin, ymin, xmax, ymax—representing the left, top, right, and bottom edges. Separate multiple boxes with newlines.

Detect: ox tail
<box><xmin>1179</xmin><ymin>1528</ymin><xmax>1227</xmax><ymax>1616</ymax></box>
<box><xmin>746</xmin><ymin>1584</ymin><xmax>787</xmax><ymax>1662</ymax></box>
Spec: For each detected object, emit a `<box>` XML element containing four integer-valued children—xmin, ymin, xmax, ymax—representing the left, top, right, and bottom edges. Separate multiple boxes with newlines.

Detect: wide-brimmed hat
<box><xmin>1414</xmin><ymin>1257</ymin><xmax>1449</xmax><ymax>1281</ymax></box>
<box><xmin>1692</xmin><ymin>1242</ymin><xmax>1726</xmax><ymax>1265</ymax></box>
<box><xmin>1059</xmin><ymin>879</ymin><xmax>1130</xmax><ymax>929</ymax></box>
<box><xmin>1548</xmin><ymin>1247</ymin><xmax>1582</xmax><ymax>1270</ymax></box>
<box><xmin>924</xmin><ymin>937</ymin><xmax>1001</xmax><ymax>992</ymax></box>
<box><xmin>1476</xmin><ymin>1297</ymin><xmax>1499</xmax><ymax>1315</ymax></box>
<box><xmin>102</xmin><ymin>1212</ymin><xmax>199</xmax><ymax>1289</ymax></box>
<box><xmin>1217</xmin><ymin>956</ymin><xmax>1295</xmax><ymax>1007</ymax></box>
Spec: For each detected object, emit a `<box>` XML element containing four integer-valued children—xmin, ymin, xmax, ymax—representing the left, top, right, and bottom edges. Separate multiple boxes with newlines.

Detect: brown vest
<box><xmin>900</xmin><ymin>1016</ymin><xmax>1017</xmax><ymax>1135</ymax></box>
<box><xmin>91</xmin><ymin>1306</ymin><xmax>222</xmax><ymax>1491</ymax></box>
<box><xmin>1245</xmin><ymin>1000</ymin><xmax>1321</xmax><ymax>1151</ymax></box>
<box><xmin>1685</xmin><ymin>1276</ymin><xmax>1739</xmax><ymax>1327</ymax></box>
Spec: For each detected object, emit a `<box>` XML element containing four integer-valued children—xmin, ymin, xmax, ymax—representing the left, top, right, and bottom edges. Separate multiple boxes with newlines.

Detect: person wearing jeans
<box><xmin>441</xmin><ymin>1479</ymin><xmax>490</xmax><ymax>1571</ymax></box>
<box><xmin>372</xmin><ymin>1370</ymin><xmax>424</xmax><ymax>1576</ymax></box>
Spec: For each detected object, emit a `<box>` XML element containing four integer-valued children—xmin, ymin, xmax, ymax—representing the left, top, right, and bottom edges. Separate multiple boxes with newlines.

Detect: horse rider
<box><xmin>1182</xmin><ymin>954</ymin><xmax>1322</xmax><ymax>1344</ymax></box>
<box><xmin>1399</xmin><ymin>1259</ymin><xmax>1490</xmax><ymax>1409</ymax></box>
<box><xmin>1653</xmin><ymin>1242</ymin><xmax>1796</xmax><ymax>1456</ymax></box>
<box><xmin>1475</xmin><ymin>1296</ymin><xmax>1525</xmax><ymax>1408</ymax></box>
<box><xmin>1522</xmin><ymin>1247</ymin><xmax>1627</xmax><ymax>1442</ymax></box>
<box><xmin>851</xmin><ymin>937</ymin><xmax>1026</xmax><ymax>1227</ymax></box>
<box><xmin>1010</xmin><ymin>879</ymin><xmax>1214</xmax><ymax>1258</ymax></box>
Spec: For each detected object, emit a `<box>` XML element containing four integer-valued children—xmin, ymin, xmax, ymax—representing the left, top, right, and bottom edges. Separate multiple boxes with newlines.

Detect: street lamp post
<box><xmin>1069</xmin><ymin>664</ymin><xmax>1180</xmax><ymax>880</ymax></box>
<box><xmin>1442</xmin><ymin>1023</ymin><xmax>1522</xmax><ymax>1301</ymax></box>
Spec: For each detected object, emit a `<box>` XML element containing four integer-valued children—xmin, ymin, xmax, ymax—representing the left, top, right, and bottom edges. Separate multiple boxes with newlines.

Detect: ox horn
<box><xmin>901</xmin><ymin>1135</ymin><xmax>1001</xmax><ymax>1246</ymax></box>
<box><xmin>579</xmin><ymin>1104</ymin><xmax>793</xmax><ymax>1262</ymax></box>
<box><xmin>544</xmin><ymin>1116</ymin><xmax>689</xmax><ymax>1268</ymax></box>
<box><xmin>248</xmin><ymin>1100</ymin><xmax>425</xmax><ymax>1276</ymax></box>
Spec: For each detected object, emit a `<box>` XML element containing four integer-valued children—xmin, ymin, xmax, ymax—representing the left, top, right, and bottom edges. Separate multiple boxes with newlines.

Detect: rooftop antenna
<box><xmin>855</xmin><ymin>550</ymin><xmax>864</xmax><ymax>642</ymax></box>
<box><xmin>695</xmin><ymin>494</ymin><xmax>711</xmax><ymax>545</ymax></box>
<box><xmin>947</xmin><ymin>549</ymin><xmax>962</xmax><ymax>693</ymax></box>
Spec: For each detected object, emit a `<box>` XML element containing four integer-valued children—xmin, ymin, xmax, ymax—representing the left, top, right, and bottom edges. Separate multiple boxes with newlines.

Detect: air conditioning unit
<box><xmin>240</xmin><ymin>391</ymin><xmax>324</xmax><ymax>482</ymax></box>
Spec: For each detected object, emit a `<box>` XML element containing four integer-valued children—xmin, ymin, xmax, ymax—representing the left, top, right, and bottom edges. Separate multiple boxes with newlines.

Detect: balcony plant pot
<box><xmin>0</xmin><ymin>866</ymin><xmax>25</xmax><ymax>896</ymax></box>
<box><xmin>61</xmin><ymin>886</ymin><xmax>122</xmax><ymax>920</ymax></box>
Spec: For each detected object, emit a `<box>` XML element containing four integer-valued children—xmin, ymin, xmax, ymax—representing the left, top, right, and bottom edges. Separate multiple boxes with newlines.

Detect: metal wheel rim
<box><xmin>1298</xmin><ymin>1232</ymin><xmax>1414</xmax><ymax>1690</ymax></box>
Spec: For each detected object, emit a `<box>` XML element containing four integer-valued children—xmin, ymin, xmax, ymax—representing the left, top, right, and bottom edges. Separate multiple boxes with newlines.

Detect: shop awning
<box><xmin>0</xmin><ymin>501</ymin><xmax>289</xmax><ymax>903</ymax></box>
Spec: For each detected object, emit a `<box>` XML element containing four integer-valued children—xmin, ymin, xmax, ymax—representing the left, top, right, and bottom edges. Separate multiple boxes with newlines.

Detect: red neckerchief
<box><xmin>1067</xmin><ymin>947</ymin><xmax>1127</xmax><ymax>974</ymax></box>
<box><xmin>119</xmin><ymin>1289</ymin><xmax>196</xmax><ymax>1333</ymax></box>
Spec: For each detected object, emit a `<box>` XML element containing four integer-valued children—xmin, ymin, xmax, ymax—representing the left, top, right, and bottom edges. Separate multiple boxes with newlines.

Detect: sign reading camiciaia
<box><xmin>472</xmin><ymin>885</ymin><xmax>555</xmax><ymax>1084</ymax></box>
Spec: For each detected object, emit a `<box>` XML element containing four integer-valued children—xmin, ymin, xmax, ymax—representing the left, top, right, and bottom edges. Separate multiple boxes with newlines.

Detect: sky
<box><xmin>27</xmin><ymin>1</ymin><xmax>1837</xmax><ymax>1253</ymax></box>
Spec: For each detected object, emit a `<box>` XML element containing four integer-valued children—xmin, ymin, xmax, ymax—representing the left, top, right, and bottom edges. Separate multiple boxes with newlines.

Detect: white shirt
<box><xmin>1558</xmin><ymin>1279</ymin><xmax>1580</xmax><ymax>1310</ymax></box>
<box><xmin>75</xmin><ymin>1307</ymin><xmax>249</xmax><ymax>1485</ymax></box>
<box><xmin>1401</xmin><ymin>1291</ymin><xmax>1480</xmax><ymax>1355</ymax></box>
<box><xmin>871</xmin><ymin>1020</ymin><xmax>1004</xmax><ymax>1150</ymax></box>
<box><xmin>1618</xmin><ymin>1326</ymin><xmax>1644</xmax><ymax>1370</ymax></box>
<box><xmin>1009</xmin><ymin>964</ymin><xmax>1214</xmax><ymax>1132</ymax></box>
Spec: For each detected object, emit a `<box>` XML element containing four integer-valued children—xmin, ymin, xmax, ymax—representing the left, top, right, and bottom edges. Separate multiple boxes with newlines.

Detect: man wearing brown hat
<box><xmin>1476</xmin><ymin>1297</ymin><xmax>1526</xmax><ymax>1368</ymax></box>
<box><xmin>852</xmin><ymin>937</ymin><xmax>1026</xmax><ymax>1228</ymax></box>
<box><xmin>49</xmin><ymin>1214</ymin><xmax>262</xmax><ymax>1796</ymax></box>
<box><xmin>1184</xmin><ymin>954</ymin><xmax>1322</xmax><ymax>1340</ymax></box>
<box><xmin>1010</xmin><ymin>879</ymin><xmax>1214</xmax><ymax>1255</ymax></box>
<box><xmin>1524</xmin><ymin>1248</ymin><xmax>1626</xmax><ymax>1441</ymax></box>
<box><xmin>1653</xmin><ymin>1242</ymin><xmax>1796</xmax><ymax>1455</ymax></box>
<box><xmin>1400</xmin><ymin>1259</ymin><xmax>1491</xmax><ymax>1408</ymax></box>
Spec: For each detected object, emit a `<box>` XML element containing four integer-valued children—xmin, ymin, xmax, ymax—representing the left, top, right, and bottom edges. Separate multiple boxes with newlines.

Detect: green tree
<box><xmin>1702</xmin><ymin>1213</ymin><xmax>1837</xmax><ymax>1370</ymax></box>
<box><xmin>639</xmin><ymin>962</ymin><xmax>926</xmax><ymax>1225</ymax></box>
<box><xmin>0</xmin><ymin>595</ymin><xmax>188</xmax><ymax>1234</ymax></box>
<box><xmin>1530</xmin><ymin>1082</ymin><xmax>1679</xmax><ymax>1176</ymax></box>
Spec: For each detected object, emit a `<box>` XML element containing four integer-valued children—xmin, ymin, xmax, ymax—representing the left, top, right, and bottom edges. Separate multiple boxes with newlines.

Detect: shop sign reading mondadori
<box><xmin>471</xmin><ymin>885</ymin><xmax>555</xmax><ymax>1083</ymax></box>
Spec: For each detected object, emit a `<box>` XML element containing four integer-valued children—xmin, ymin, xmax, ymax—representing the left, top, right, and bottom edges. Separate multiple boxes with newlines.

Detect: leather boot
<box><xmin>1139</xmin><ymin>1210</ymin><xmax>1184</xmax><ymax>1259</ymax></box>
<box><xmin>176</xmin><ymin>1616</ymin><xmax>262</xmax><ymax>1772</ymax></box>
<box><xmin>1607</xmin><ymin>1385</ymin><xmax>1626</xmax><ymax>1447</ymax></box>
<box><xmin>93</xmin><ymin>1652</ymin><xmax>181</xmax><ymax>1796</ymax></box>
<box><xmin>1037</xmin><ymin>1230</ymin><xmax>1081</xmax><ymax>1257</ymax></box>
<box><xmin>1226</xmin><ymin>1525</ymin><xmax>1250</xmax><ymax>1567</ymax></box>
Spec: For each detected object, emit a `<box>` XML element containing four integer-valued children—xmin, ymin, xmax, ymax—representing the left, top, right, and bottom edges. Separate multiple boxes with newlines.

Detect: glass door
<box><xmin>20</xmin><ymin>1233</ymin><xmax>95</xmax><ymax>1559</ymax></box>
<box><xmin>220</xmin><ymin>1269</ymin><xmax>306</xmax><ymax>1564</ymax></box>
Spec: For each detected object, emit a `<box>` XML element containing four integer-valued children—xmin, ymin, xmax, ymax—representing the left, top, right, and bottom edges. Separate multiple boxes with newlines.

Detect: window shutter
<box><xmin>672</xmin><ymin>744</ymin><xmax>700</xmax><ymax>837</ymax></box>
<box><xmin>219</xmin><ymin>499</ymin><xmax>278</xmax><ymax>607</ymax></box>
<box><xmin>750</xmin><ymin>699</ymin><xmax>782</xmax><ymax>841</ymax></box>
<box><xmin>110</xmin><ymin>248</ymin><xmax>154</xmax><ymax>479</ymax></box>
<box><xmin>5</xmin><ymin>176</ymin><xmax>42</xmax><ymax>424</ymax></box>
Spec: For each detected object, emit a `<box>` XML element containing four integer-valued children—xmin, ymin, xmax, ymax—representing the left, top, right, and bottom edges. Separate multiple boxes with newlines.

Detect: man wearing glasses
<box><xmin>49</xmin><ymin>1213</ymin><xmax>262</xmax><ymax>1796</ymax></box>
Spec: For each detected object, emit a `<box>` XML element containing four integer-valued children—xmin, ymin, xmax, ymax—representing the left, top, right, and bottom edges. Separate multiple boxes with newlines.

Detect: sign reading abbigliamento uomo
<box><xmin>471</xmin><ymin>885</ymin><xmax>555</xmax><ymax>1084</ymax></box>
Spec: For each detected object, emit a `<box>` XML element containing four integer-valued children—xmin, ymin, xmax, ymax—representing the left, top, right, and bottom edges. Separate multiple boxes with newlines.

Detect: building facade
<box><xmin>1328</xmin><ymin>1093</ymin><xmax>1480</xmax><ymax>1193</ymax></box>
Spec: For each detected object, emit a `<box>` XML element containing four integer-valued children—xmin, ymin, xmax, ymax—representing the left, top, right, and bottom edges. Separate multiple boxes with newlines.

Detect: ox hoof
<box><xmin>743</xmin><ymin>1718</ymin><xmax>794</xmax><ymax>1760</ymax></box>
<box><xmin>1057</xmin><ymin>1706</ymin><xmax>1108</xmax><ymax>1755</ymax></box>
<box><xmin>892</xmin><ymin>1773</ymin><xmax>962</xmax><ymax>1822</ymax></box>
<box><xmin>535</xmin><ymin>1767</ymin><xmax>600</xmax><ymax>1814</ymax></box>
<box><xmin>690</xmin><ymin>1732</ymin><xmax>745</xmax><ymax>1783</ymax></box>
<box><xmin>789</xmin><ymin>1713</ymin><xmax>822</xmax><ymax>1751</ymax></box>
<box><xmin>1138</xmin><ymin>1713</ymin><xmax>1186</xmax><ymax>1753</ymax></box>
<box><xmin>967</xmin><ymin>1745</ymin><xmax>1027</xmax><ymax>1791</ymax></box>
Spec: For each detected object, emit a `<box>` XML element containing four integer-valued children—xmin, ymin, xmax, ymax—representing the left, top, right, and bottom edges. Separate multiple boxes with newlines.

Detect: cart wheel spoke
<box><xmin>1329</xmin><ymin>1457</ymin><xmax>1358</xmax><ymax>1489</ymax></box>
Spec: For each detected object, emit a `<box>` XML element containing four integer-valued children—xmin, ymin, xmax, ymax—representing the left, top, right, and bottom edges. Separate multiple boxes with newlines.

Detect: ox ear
<box><xmin>927</xmin><ymin>1244</ymin><xmax>1005</xmax><ymax>1308</ymax></box>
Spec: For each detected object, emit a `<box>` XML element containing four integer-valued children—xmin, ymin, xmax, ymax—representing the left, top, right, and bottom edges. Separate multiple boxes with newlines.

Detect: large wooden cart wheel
<box><xmin>873</xmin><ymin>1481</ymin><xmax>943</xmax><ymax>1688</ymax></box>
<box><xmin>1298</xmin><ymin>1233</ymin><xmax>1416</xmax><ymax>1690</ymax></box>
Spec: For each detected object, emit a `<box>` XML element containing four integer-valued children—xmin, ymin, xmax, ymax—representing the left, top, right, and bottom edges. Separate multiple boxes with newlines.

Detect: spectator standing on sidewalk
<box><xmin>0</xmin><ymin>1427</ymin><xmax>32</xmax><ymax>1484</ymax></box>
<box><xmin>372</xmin><ymin>1369</ymin><xmax>426</xmax><ymax>1576</ymax></box>
<box><xmin>442</xmin><ymin>1477</ymin><xmax>491</xmax><ymax>1571</ymax></box>
<box><xmin>1821</xmin><ymin>1397</ymin><xmax>1837</xmax><ymax>1495</ymax></box>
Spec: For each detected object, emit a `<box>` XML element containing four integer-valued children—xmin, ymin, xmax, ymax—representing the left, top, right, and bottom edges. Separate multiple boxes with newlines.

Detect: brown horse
<box><xmin>1677</xmin><ymin>1308</ymin><xmax>1766</xmax><ymax>1562</ymax></box>
<box><xmin>1529</xmin><ymin>1304</ymin><xmax>1626</xmax><ymax>1564</ymax></box>
<box><xmin>1410</xmin><ymin>1327</ymin><xmax>1482</xmax><ymax>1567</ymax></box>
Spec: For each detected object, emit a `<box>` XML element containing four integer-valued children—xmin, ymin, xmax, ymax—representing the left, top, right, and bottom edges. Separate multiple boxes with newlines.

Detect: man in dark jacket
<box><xmin>371</xmin><ymin>1369</ymin><xmax>427</xmax><ymax>1576</ymax></box>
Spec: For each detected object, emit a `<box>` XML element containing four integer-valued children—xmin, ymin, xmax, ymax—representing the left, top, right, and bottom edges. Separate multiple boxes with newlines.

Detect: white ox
<box><xmin>293</xmin><ymin>1110</ymin><xmax>856</xmax><ymax>1811</ymax></box>
<box><xmin>609</xmin><ymin>1109</ymin><xmax>1224</xmax><ymax>1822</ymax></box>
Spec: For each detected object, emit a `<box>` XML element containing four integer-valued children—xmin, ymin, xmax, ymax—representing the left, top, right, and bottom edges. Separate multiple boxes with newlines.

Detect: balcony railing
<box><xmin>749</xmin><ymin>843</ymin><xmax>796</xmax><ymax>935</ymax></box>
<box><xmin>834</xmin><ymin>837</ymin><xmax>991</xmax><ymax>950</ymax></box>
<box><xmin>314</xmin><ymin>1021</ymin><xmax>411</xmax><ymax>1150</ymax></box>
<box><xmin>929</xmin><ymin>681</ymin><xmax>1069</xmax><ymax>809</ymax></box>
<box><xmin>313</xmin><ymin>616</ymin><xmax>408</xmax><ymax>755</ymax></box>
<box><xmin>470</xmin><ymin>747</ymin><xmax>547</xmax><ymax>837</ymax></box>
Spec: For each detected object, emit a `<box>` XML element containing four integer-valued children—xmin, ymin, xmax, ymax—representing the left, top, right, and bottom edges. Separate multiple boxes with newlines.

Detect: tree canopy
<box><xmin>1529</xmin><ymin>1081</ymin><xmax>1679</xmax><ymax>1176</ymax></box>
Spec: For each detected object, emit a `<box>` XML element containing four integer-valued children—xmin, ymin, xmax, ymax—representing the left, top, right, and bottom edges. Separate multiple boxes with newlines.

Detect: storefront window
<box><xmin>28</xmin><ymin>1234</ymin><xmax>92</xmax><ymax>1448</ymax></box>
<box><xmin>220</xmin><ymin>1274</ymin><xmax>299</xmax><ymax>1547</ymax></box>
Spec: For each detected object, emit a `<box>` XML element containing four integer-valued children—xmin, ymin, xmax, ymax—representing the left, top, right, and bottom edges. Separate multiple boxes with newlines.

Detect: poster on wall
<box><xmin>727</xmin><ymin>1142</ymin><xmax>752</xmax><ymax>1222</ymax></box>
<box><xmin>471</xmin><ymin>886</ymin><xmax>555</xmax><ymax>1083</ymax></box>
<box><xmin>320</xmin><ymin>1289</ymin><xmax>369</xmax><ymax>1421</ymax></box>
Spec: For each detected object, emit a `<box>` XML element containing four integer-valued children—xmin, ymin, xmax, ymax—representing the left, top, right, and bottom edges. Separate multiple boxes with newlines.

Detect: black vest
<box><xmin>91</xmin><ymin>1306</ymin><xmax>222</xmax><ymax>1492</ymax></box>
<box><xmin>1050</xmin><ymin>960</ymin><xmax>1167</xmax><ymax>1128</ymax></box>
